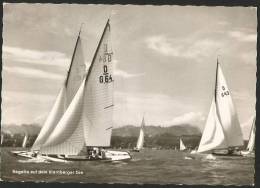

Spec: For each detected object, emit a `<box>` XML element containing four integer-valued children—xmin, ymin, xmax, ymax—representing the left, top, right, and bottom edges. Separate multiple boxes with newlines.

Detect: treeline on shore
<box><xmin>1</xmin><ymin>132</ymin><xmax>201</xmax><ymax>149</ymax></box>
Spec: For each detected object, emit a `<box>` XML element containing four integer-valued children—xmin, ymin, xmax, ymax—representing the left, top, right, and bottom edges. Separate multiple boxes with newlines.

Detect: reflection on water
<box><xmin>1</xmin><ymin>147</ymin><xmax>254</xmax><ymax>185</ymax></box>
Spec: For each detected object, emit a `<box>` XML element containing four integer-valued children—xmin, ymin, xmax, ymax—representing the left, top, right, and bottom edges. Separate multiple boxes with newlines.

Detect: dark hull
<box><xmin>212</xmin><ymin>152</ymin><xmax>242</xmax><ymax>157</ymax></box>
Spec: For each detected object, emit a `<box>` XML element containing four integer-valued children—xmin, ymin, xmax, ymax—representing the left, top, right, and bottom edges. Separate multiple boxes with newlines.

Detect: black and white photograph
<box><xmin>0</xmin><ymin>3</ymin><xmax>256</xmax><ymax>185</ymax></box>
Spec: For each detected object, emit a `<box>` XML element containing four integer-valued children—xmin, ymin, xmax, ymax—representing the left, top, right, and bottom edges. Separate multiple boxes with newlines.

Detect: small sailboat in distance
<box><xmin>22</xmin><ymin>134</ymin><xmax>28</xmax><ymax>148</ymax></box>
<box><xmin>192</xmin><ymin>60</ymin><xmax>244</xmax><ymax>156</ymax></box>
<box><xmin>12</xmin><ymin>19</ymin><xmax>131</xmax><ymax>162</ymax></box>
<box><xmin>133</xmin><ymin>117</ymin><xmax>145</xmax><ymax>152</ymax></box>
<box><xmin>1</xmin><ymin>133</ymin><xmax>4</xmax><ymax>146</ymax></box>
<box><xmin>241</xmin><ymin>117</ymin><xmax>255</xmax><ymax>156</ymax></box>
<box><xmin>179</xmin><ymin>138</ymin><xmax>187</xmax><ymax>151</ymax></box>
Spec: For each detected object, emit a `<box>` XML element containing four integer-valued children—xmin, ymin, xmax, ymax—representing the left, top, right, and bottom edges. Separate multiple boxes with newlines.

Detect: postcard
<box><xmin>1</xmin><ymin>3</ymin><xmax>256</xmax><ymax>185</ymax></box>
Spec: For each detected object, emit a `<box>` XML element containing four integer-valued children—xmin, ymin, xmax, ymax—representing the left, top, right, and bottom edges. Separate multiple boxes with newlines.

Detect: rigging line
<box><xmin>104</xmin><ymin>104</ymin><xmax>114</xmax><ymax>109</ymax></box>
<box><xmin>105</xmin><ymin>126</ymin><xmax>113</xmax><ymax>131</ymax></box>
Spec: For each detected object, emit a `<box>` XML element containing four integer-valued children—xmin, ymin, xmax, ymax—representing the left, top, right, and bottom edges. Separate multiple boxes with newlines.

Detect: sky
<box><xmin>2</xmin><ymin>4</ymin><xmax>257</xmax><ymax>139</ymax></box>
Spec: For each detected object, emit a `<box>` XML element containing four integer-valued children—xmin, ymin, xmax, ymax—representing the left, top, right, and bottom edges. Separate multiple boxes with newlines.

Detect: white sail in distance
<box><xmin>39</xmin><ymin>19</ymin><xmax>113</xmax><ymax>154</ymax></box>
<box><xmin>1</xmin><ymin>134</ymin><xmax>4</xmax><ymax>145</ymax></box>
<box><xmin>136</xmin><ymin>117</ymin><xmax>145</xmax><ymax>150</ymax></box>
<box><xmin>246</xmin><ymin>117</ymin><xmax>255</xmax><ymax>152</ymax></box>
<box><xmin>197</xmin><ymin>61</ymin><xmax>243</xmax><ymax>153</ymax></box>
<box><xmin>32</xmin><ymin>31</ymin><xmax>86</xmax><ymax>151</ymax></box>
<box><xmin>179</xmin><ymin>138</ymin><xmax>187</xmax><ymax>151</ymax></box>
<box><xmin>22</xmin><ymin>134</ymin><xmax>28</xmax><ymax>148</ymax></box>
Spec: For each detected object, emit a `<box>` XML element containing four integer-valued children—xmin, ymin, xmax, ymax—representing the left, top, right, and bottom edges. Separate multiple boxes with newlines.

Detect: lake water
<box><xmin>0</xmin><ymin>147</ymin><xmax>254</xmax><ymax>185</ymax></box>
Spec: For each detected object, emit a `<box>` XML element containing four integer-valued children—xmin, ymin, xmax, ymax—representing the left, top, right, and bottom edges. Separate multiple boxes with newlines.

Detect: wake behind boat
<box><xmin>191</xmin><ymin>60</ymin><xmax>244</xmax><ymax>157</ymax></box>
<box><xmin>11</xmin><ymin>19</ymin><xmax>131</xmax><ymax>162</ymax></box>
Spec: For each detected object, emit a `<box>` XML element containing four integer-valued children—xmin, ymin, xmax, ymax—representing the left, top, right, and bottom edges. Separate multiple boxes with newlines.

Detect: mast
<box><xmin>214</xmin><ymin>59</ymin><xmax>219</xmax><ymax>102</ymax></box>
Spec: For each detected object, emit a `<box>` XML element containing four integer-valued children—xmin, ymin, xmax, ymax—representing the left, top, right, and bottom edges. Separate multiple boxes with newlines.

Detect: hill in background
<box><xmin>1</xmin><ymin>123</ymin><xmax>202</xmax><ymax>149</ymax></box>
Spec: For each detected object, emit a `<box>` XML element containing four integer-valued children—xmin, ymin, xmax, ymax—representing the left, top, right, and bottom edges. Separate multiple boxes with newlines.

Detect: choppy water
<box><xmin>1</xmin><ymin>147</ymin><xmax>254</xmax><ymax>185</ymax></box>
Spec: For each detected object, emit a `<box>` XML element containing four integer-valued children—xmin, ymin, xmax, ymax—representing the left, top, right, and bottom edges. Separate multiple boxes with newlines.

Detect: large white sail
<box><xmin>65</xmin><ymin>36</ymin><xmax>86</xmax><ymax>105</ymax></box>
<box><xmin>83</xmin><ymin>20</ymin><xmax>113</xmax><ymax>147</ymax></box>
<box><xmin>197</xmin><ymin>99</ymin><xmax>228</xmax><ymax>153</ymax></box>
<box><xmin>32</xmin><ymin>33</ymin><xmax>86</xmax><ymax>151</ymax></box>
<box><xmin>215</xmin><ymin>64</ymin><xmax>244</xmax><ymax>147</ymax></box>
<box><xmin>246</xmin><ymin>117</ymin><xmax>255</xmax><ymax>152</ymax></box>
<box><xmin>32</xmin><ymin>86</ymin><xmax>67</xmax><ymax>151</ymax></box>
<box><xmin>39</xmin><ymin>20</ymin><xmax>113</xmax><ymax>154</ymax></box>
<box><xmin>179</xmin><ymin>138</ymin><xmax>187</xmax><ymax>151</ymax></box>
<box><xmin>40</xmin><ymin>79</ymin><xmax>86</xmax><ymax>155</ymax></box>
<box><xmin>136</xmin><ymin>117</ymin><xmax>145</xmax><ymax>150</ymax></box>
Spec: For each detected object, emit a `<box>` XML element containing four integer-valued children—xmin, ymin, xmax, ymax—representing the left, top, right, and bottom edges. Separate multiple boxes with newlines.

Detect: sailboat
<box><xmin>1</xmin><ymin>133</ymin><xmax>4</xmax><ymax>146</ymax></box>
<box><xmin>133</xmin><ymin>117</ymin><xmax>145</xmax><ymax>152</ymax></box>
<box><xmin>179</xmin><ymin>138</ymin><xmax>187</xmax><ymax>151</ymax></box>
<box><xmin>241</xmin><ymin>117</ymin><xmax>255</xmax><ymax>156</ymax></box>
<box><xmin>22</xmin><ymin>134</ymin><xmax>28</xmax><ymax>148</ymax></box>
<box><xmin>12</xmin><ymin>19</ymin><xmax>131</xmax><ymax>162</ymax></box>
<box><xmin>192</xmin><ymin>60</ymin><xmax>244</xmax><ymax>156</ymax></box>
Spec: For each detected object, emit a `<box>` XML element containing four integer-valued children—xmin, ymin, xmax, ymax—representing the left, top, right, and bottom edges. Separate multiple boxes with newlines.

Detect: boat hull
<box><xmin>12</xmin><ymin>150</ymin><xmax>132</xmax><ymax>162</ymax></box>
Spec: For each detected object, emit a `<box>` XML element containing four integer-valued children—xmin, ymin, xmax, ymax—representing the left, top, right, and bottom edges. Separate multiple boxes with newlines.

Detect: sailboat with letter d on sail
<box><xmin>12</xmin><ymin>19</ymin><xmax>131</xmax><ymax>162</ymax></box>
<box><xmin>191</xmin><ymin>59</ymin><xmax>244</xmax><ymax>156</ymax></box>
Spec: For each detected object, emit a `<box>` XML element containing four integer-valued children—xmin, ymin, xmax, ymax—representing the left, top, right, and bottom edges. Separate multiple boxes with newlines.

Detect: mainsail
<box><xmin>197</xmin><ymin>61</ymin><xmax>243</xmax><ymax>153</ymax></box>
<box><xmin>179</xmin><ymin>138</ymin><xmax>187</xmax><ymax>151</ymax></box>
<box><xmin>39</xmin><ymin>19</ymin><xmax>113</xmax><ymax>155</ymax></box>
<box><xmin>246</xmin><ymin>117</ymin><xmax>255</xmax><ymax>152</ymax></box>
<box><xmin>32</xmin><ymin>29</ymin><xmax>86</xmax><ymax>151</ymax></box>
<box><xmin>136</xmin><ymin>117</ymin><xmax>145</xmax><ymax>150</ymax></box>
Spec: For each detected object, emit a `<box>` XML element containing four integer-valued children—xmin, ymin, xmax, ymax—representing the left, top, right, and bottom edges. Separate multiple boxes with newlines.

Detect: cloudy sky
<box><xmin>2</xmin><ymin>4</ymin><xmax>256</xmax><ymax>138</ymax></box>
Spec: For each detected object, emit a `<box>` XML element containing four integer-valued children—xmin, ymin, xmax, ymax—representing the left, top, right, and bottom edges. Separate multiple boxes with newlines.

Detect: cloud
<box><xmin>228</xmin><ymin>31</ymin><xmax>256</xmax><ymax>42</ymax></box>
<box><xmin>114</xmin><ymin>59</ymin><xmax>145</xmax><ymax>78</ymax></box>
<box><xmin>3</xmin><ymin>46</ymin><xmax>70</xmax><ymax>67</ymax></box>
<box><xmin>240</xmin><ymin>51</ymin><xmax>257</xmax><ymax>65</ymax></box>
<box><xmin>163</xmin><ymin>112</ymin><xmax>205</xmax><ymax>127</ymax></box>
<box><xmin>113</xmin><ymin>91</ymin><xmax>196</xmax><ymax>127</ymax></box>
<box><xmin>2</xmin><ymin>90</ymin><xmax>56</xmax><ymax>125</ymax></box>
<box><xmin>3</xmin><ymin>66</ymin><xmax>65</xmax><ymax>80</ymax></box>
<box><xmin>145</xmin><ymin>35</ymin><xmax>221</xmax><ymax>59</ymax></box>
